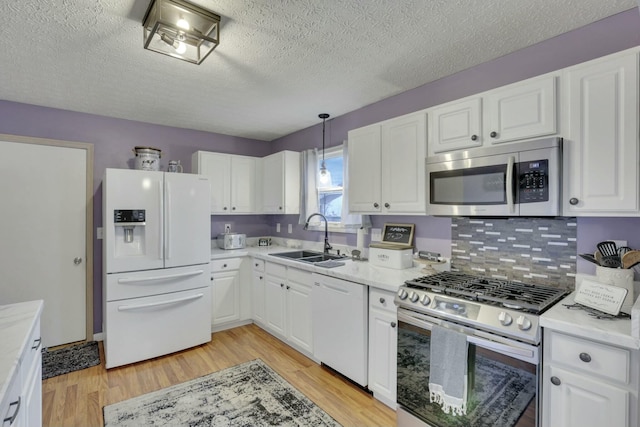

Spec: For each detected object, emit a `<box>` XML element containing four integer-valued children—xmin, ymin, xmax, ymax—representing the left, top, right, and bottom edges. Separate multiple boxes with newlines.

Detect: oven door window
<box><xmin>397</xmin><ymin>321</ymin><xmax>537</xmax><ymax>427</ymax></box>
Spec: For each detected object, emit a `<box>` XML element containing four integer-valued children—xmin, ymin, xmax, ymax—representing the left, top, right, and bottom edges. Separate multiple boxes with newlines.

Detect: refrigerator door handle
<box><xmin>166</xmin><ymin>180</ymin><xmax>171</xmax><ymax>260</ymax></box>
<box><xmin>116</xmin><ymin>269</ymin><xmax>205</xmax><ymax>284</ymax></box>
<box><xmin>117</xmin><ymin>293</ymin><xmax>204</xmax><ymax>311</ymax></box>
<box><xmin>158</xmin><ymin>179</ymin><xmax>164</xmax><ymax>260</ymax></box>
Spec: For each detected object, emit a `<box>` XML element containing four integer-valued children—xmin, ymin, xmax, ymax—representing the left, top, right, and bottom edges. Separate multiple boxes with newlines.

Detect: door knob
<box><xmin>550</xmin><ymin>376</ymin><xmax>561</xmax><ymax>386</ymax></box>
<box><xmin>74</xmin><ymin>257</ymin><xmax>82</xmax><ymax>265</ymax></box>
<box><xmin>373</xmin><ymin>202</ymin><xmax>379</xmax><ymax>208</ymax></box>
<box><xmin>384</xmin><ymin>203</ymin><xmax>390</xmax><ymax>208</ymax></box>
<box><xmin>471</xmin><ymin>134</ymin><xmax>478</xmax><ymax>141</ymax></box>
<box><xmin>569</xmin><ymin>198</ymin><xmax>579</xmax><ymax>205</ymax></box>
<box><xmin>490</xmin><ymin>131</ymin><xmax>498</xmax><ymax>138</ymax></box>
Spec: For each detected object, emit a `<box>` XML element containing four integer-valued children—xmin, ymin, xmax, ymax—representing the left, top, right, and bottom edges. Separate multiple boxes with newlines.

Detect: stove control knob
<box><xmin>420</xmin><ymin>294</ymin><xmax>431</xmax><ymax>306</ymax></box>
<box><xmin>409</xmin><ymin>292</ymin><xmax>419</xmax><ymax>303</ymax></box>
<box><xmin>516</xmin><ymin>315</ymin><xmax>532</xmax><ymax>331</ymax></box>
<box><xmin>397</xmin><ymin>289</ymin><xmax>408</xmax><ymax>300</ymax></box>
<box><xmin>498</xmin><ymin>311</ymin><xmax>513</xmax><ymax>326</ymax></box>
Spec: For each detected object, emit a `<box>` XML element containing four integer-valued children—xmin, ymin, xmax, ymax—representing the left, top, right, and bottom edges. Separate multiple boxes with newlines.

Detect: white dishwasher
<box><xmin>312</xmin><ymin>273</ymin><xmax>368</xmax><ymax>387</ymax></box>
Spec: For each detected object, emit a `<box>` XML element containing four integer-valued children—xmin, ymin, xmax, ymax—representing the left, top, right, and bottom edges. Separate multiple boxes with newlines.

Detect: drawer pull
<box><xmin>390</xmin><ymin>322</ymin><xmax>396</xmax><ymax>328</ymax></box>
<box><xmin>379</xmin><ymin>297</ymin><xmax>385</xmax><ymax>304</ymax></box>
<box><xmin>579</xmin><ymin>352</ymin><xmax>592</xmax><ymax>363</ymax></box>
<box><xmin>3</xmin><ymin>396</ymin><xmax>21</xmax><ymax>424</ymax></box>
<box><xmin>223</xmin><ymin>264</ymin><xmax>227</xmax><ymax>268</ymax></box>
<box><xmin>31</xmin><ymin>337</ymin><xmax>42</xmax><ymax>351</ymax></box>
<box><xmin>550</xmin><ymin>376</ymin><xmax>561</xmax><ymax>386</ymax></box>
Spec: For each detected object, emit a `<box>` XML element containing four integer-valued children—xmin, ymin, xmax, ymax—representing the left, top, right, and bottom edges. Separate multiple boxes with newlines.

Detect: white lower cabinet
<box><xmin>261</xmin><ymin>260</ymin><xmax>314</xmax><ymax>357</ymax></box>
<box><xmin>368</xmin><ymin>288</ymin><xmax>397</xmax><ymax>408</ymax></box>
<box><xmin>251</xmin><ymin>259</ymin><xmax>266</xmax><ymax>326</ymax></box>
<box><xmin>210</xmin><ymin>257</ymin><xmax>251</xmax><ymax>332</ymax></box>
<box><xmin>1</xmin><ymin>302</ymin><xmax>42</xmax><ymax>427</ymax></box>
<box><xmin>542</xmin><ymin>329</ymin><xmax>638</xmax><ymax>427</ymax></box>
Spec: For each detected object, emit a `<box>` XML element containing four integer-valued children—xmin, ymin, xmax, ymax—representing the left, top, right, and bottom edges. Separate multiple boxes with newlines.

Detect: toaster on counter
<box><xmin>217</xmin><ymin>233</ymin><xmax>246</xmax><ymax>250</ymax></box>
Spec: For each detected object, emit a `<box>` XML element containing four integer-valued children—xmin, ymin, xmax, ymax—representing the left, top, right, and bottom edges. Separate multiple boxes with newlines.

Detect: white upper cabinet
<box><xmin>261</xmin><ymin>150</ymin><xmax>300</xmax><ymax>214</ymax></box>
<box><xmin>428</xmin><ymin>74</ymin><xmax>558</xmax><ymax>156</ymax></box>
<box><xmin>192</xmin><ymin>151</ymin><xmax>257</xmax><ymax>214</ymax></box>
<box><xmin>484</xmin><ymin>75</ymin><xmax>557</xmax><ymax>144</ymax></box>
<box><xmin>429</xmin><ymin>98</ymin><xmax>482</xmax><ymax>154</ymax></box>
<box><xmin>347</xmin><ymin>124</ymin><xmax>382</xmax><ymax>213</ymax></box>
<box><xmin>562</xmin><ymin>48</ymin><xmax>639</xmax><ymax>216</ymax></box>
<box><xmin>348</xmin><ymin>112</ymin><xmax>427</xmax><ymax>214</ymax></box>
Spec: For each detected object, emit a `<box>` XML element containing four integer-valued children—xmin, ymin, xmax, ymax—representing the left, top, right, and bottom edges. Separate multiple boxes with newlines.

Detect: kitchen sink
<box><xmin>270</xmin><ymin>250</ymin><xmax>346</xmax><ymax>264</ymax></box>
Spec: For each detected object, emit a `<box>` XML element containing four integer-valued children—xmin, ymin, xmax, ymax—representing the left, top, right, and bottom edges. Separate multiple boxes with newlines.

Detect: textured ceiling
<box><xmin>0</xmin><ymin>1</ymin><xmax>637</xmax><ymax>141</ymax></box>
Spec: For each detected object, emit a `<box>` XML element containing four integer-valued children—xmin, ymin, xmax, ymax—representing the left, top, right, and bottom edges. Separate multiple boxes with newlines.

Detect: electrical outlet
<box><xmin>276</xmin><ymin>223</ymin><xmax>281</xmax><ymax>233</ymax></box>
<box><xmin>288</xmin><ymin>224</ymin><xmax>292</xmax><ymax>233</ymax></box>
<box><xmin>371</xmin><ymin>228</ymin><xmax>382</xmax><ymax>242</ymax></box>
<box><xmin>224</xmin><ymin>223</ymin><xmax>231</xmax><ymax>233</ymax></box>
<box><xmin>97</xmin><ymin>227</ymin><xmax>103</xmax><ymax>240</ymax></box>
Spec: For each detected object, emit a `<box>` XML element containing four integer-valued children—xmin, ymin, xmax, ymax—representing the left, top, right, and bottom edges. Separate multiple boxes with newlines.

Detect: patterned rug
<box><xmin>42</xmin><ymin>341</ymin><xmax>101</xmax><ymax>380</ymax></box>
<box><xmin>103</xmin><ymin>359</ymin><xmax>342</xmax><ymax>427</ymax></box>
<box><xmin>398</xmin><ymin>328</ymin><xmax>536</xmax><ymax>427</ymax></box>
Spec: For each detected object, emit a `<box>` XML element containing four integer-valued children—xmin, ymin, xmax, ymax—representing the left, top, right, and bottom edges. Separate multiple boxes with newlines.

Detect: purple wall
<box><xmin>2</xmin><ymin>9</ymin><xmax>640</xmax><ymax>335</ymax></box>
<box><xmin>0</xmin><ymin>101</ymin><xmax>272</xmax><ymax>334</ymax></box>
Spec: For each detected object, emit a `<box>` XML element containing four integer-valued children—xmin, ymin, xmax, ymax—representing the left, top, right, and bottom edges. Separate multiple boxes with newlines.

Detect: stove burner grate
<box><xmin>404</xmin><ymin>272</ymin><xmax>567</xmax><ymax>314</ymax></box>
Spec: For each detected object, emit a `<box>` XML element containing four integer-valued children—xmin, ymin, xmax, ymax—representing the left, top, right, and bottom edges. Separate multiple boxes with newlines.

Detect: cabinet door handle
<box><xmin>490</xmin><ymin>131</ymin><xmax>498</xmax><ymax>138</ymax></box>
<box><xmin>384</xmin><ymin>202</ymin><xmax>390</xmax><ymax>208</ymax></box>
<box><xmin>223</xmin><ymin>206</ymin><xmax>228</xmax><ymax>210</ymax></box>
<box><xmin>31</xmin><ymin>337</ymin><xmax>42</xmax><ymax>351</ymax></box>
<box><xmin>259</xmin><ymin>276</ymin><xmax>263</xmax><ymax>280</ymax></box>
<box><xmin>569</xmin><ymin>198</ymin><xmax>579</xmax><ymax>206</ymax></box>
<box><xmin>471</xmin><ymin>134</ymin><xmax>478</xmax><ymax>141</ymax></box>
<box><xmin>255</xmin><ymin>263</ymin><xmax>259</xmax><ymax>267</ymax></box>
<box><xmin>579</xmin><ymin>352</ymin><xmax>592</xmax><ymax>363</ymax></box>
<box><xmin>390</xmin><ymin>322</ymin><xmax>397</xmax><ymax>328</ymax></box>
<box><xmin>223</xmin><ymin>264</ymin><xmax>227</xmax><ymax>268</ymax></box>
<box><xmin>286</xmin><ymin>285</ymin><xmax>290</xmax><ymax>290</ymax></box>
<box><xmin>379</xmin><ymin>297</ymin><xmax>385</xmax><ymax>304</ymax></box>
<box><xmin>280</xmin><ymin>283</ymin><xmax>284</xmax><ymax>288</ymax></box>
<box><xmin>210</xmin><ymin>277</ymin><xmax>214</xmax><ymax>281</ymax></box>
<box><xmin>3</xmin><ymin>396</ymin><xmax>20</xmax><ymax>424</ymax></box>
<box><xmin>373</xmin><ymin>202</ymin><xmax>379</xmax><ymax>208</ymax></box>
<box><xmin>550</xmin><ymin>376</ymin><xmax>561</xmax><ymax>386</ymax></box>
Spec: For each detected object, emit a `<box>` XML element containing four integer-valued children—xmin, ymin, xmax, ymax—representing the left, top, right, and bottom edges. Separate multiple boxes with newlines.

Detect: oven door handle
<box><xmin>397</xmin><ymin>310</ymin><xmax>536</xmax><ymax>360</ymax></box>
<box><xmin>506</xmin><ymin>155</ymin><xmax>515</xmax><ymax>214</ymax></box>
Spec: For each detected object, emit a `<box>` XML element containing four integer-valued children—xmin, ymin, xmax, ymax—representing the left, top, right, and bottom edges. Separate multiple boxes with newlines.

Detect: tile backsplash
<box><xmin>451</xmin><ymin>217</ymin><xmax>577</xmax><ymax>289</ymax></box>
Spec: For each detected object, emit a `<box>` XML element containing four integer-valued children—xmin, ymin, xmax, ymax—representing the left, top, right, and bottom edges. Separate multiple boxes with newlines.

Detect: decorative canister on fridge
<box><xmin>133</xmin><ymin>146</ymin><xmax>162</xmax><ymax>171</ymax></box>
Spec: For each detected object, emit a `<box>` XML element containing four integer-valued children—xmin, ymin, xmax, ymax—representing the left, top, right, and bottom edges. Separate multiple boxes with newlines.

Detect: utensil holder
<box><xmin>596</xmin><ymin>266</ymin><xmax>635</xmax><ymax>313</ymax></box>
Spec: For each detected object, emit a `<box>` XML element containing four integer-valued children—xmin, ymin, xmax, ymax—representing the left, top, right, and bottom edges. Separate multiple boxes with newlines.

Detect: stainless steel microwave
<box><xmin>426</xmin><ymin>137</ymin><xmax>562</xmax><ymax>217</ymax></box>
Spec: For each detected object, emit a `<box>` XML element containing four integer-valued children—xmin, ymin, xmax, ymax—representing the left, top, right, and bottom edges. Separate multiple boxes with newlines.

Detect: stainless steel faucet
<box><xmin>303</xmin><ymin>213</ymin><xmax>332</xmax><ymax>254</ymax></box>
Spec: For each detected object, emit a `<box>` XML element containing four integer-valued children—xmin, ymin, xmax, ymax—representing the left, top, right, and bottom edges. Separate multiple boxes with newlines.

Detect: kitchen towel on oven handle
<box><xmin>429</xmin><ymin>324</ymin><xmax>469</xmax><ymax>416</ymax></box>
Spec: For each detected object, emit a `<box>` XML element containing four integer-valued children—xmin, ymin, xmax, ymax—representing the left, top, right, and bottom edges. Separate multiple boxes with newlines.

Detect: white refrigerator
<box><xmin>103</xmin><ymin>168</ymin><xmax>211</xmax><ymax>369</ymax></box>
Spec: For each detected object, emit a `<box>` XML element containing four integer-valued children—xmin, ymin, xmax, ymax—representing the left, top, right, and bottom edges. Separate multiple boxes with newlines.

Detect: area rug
<box><xmin>42</xmin><ymin>341</ymin><xmax>100</xmax><ymax>380</ymax></box>
<box><xmin>103</xmin><ymin>359</ymin><xmax>341</xmax><ymax>427</ymax></box>
<box><xmin>398</xmin><ymin>328</ymin><xmax>536</xmax><ymax>427</ymax></box>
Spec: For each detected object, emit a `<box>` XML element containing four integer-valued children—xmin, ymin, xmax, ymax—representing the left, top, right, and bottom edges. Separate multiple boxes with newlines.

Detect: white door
<box><xmin>485</xmin><ymin>75</ymin><xmax>557</xmax><ymax>144</ymax></box>
<box><xmin>347</xmin><ymin>124</ymin><xmax>382</xmax><ymax>213</ymax></box>
<box><xmin>261</xmin><ymin>153</ymin><xmax>284</xmax><ymax>214</ymax></box>
<box><xmin>543</xmin><ymin>365</ymin><xmax>628</xmax><ymax>427</ymax></box>
<box><xmin>0</xmin><ymin>138</ymin><xmax>89</xmax><ymax>347</ymax></box>
<box><xmin>212</xmin><ymin>270</ymin><xmax>240</xmax><ymax>325</ymax></box>
<box><xmin>164</xmin><ymin>173</ymin><xmax>210</xmax><ymax>268</ymax></box>
<box><xmin>196</xmin><ymin>152</ymin><xmax>230</xmax><ymax>213</ymax></box>
<box><xmin>103</xmin><ymin>169</ymin><xmax>164</xmax><ymax>273</ymax></box>
<box><xmin>230</xmin><ymin>156</ymin><xmax>256</xmax><ymax>213</ymax></box>
<box><xmin>563</xmin><ymin>52</ymin><xmax>639</xmax><ymax>215</ymax></box>
<box><xmin>381</xmin><ymin>112</ymin><xmax>427</xmax><ymax>214</ymax></box>
<box><xmin>429</xmin><ymin>97</ymin><xmax>482</xmax><ymax>155</ymax></box>
<box><xmin>286</xmin><ymin>277</ymin><xmax>313</xmax><ymax>354</ymax></box>
<box><xmin>264</xmin><ymin>275</ymin><xmax>286</xmax><ymax>336</ymax></box>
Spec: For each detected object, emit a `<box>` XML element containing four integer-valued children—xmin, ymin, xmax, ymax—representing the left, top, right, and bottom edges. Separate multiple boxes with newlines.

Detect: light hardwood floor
<box><xmin>42</xmin><ymin>324</ymin><xmax>396</xmax><ymax>426</ymax></box>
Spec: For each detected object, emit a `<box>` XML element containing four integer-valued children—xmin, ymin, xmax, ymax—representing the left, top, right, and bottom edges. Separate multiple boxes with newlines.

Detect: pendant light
<box><xmin>318</xmin><ymin>113</ymin><xmax>331</xmax><ymax>186</ymax></box>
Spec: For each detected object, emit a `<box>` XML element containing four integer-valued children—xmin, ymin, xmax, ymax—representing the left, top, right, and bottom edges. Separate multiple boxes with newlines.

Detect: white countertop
<box><xmin>540</xmin><ymin>292</ymin><xmax>640</xmax><ymax>350</ymax></box>
<box><xmin>210</xmin><ymin>245</ymin><xmax>427</xmax><ymax>293</ymax></box>
<box><xmin>0</xmin><ymin>300</ymin><xmax>43</xmax><ymax>404</ymax></box>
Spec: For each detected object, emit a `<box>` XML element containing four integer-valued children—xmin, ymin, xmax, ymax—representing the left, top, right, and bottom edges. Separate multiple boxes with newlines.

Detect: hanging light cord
<box><xmin>319</xmin><ymin>113</ymin><xmax>330</xmax><ymax>170</ymax></box>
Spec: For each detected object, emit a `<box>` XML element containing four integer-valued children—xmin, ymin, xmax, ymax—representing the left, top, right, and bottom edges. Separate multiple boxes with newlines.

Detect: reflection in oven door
<box><xmin>397</xmin><ymin>319</ymin><xmax>538</xmax><ymax>427</ymax></box>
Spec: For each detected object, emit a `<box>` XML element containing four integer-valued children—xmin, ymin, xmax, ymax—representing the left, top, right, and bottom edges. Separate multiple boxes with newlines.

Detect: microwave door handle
<box><xmin>506</xmin><ymin>156</ymin><xmax>515</xmax><ymax>214</ymax></box>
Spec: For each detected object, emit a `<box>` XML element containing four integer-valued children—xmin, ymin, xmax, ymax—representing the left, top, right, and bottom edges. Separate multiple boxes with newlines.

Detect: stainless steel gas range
<box><xmin>395</xmin><ymin>271</ymin><xmax>567</xmax><ymax>427</ymax></box>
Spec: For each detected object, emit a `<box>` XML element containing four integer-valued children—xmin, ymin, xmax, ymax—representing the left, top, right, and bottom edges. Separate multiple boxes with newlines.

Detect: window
<box><xmin>317</xmin><ymin>146</ymin><xmax>343</xmax><ymax>224</ymax></box>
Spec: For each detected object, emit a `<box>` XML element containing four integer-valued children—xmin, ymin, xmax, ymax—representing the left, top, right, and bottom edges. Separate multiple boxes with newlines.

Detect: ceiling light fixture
<box><xmin>318</xmin><ymin>113</ymin><xmax>331</xmax><ymax>187</ymax></box>
<box><xmin>143</xmin><ymin>0</ymin><xmax>220</xmax><ymax>65</ymax></box>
